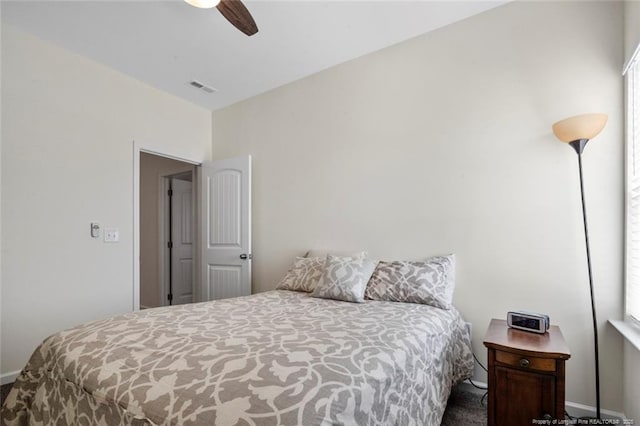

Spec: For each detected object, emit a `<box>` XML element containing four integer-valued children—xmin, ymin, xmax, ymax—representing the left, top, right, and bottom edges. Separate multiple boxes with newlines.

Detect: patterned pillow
<box><xmin>311</xmin><ymin>255</ymin><xmax>378</xmax><ymax>303</ymax></box>
<box><xmin>276</xmin><ymin>257</ymin><xmax>325</xmax><ymax>292</ymax></box>
<box><xmin>364</xmin><ymin>254</ymin><xmax>456</xmax><ymax>309</ymax></box>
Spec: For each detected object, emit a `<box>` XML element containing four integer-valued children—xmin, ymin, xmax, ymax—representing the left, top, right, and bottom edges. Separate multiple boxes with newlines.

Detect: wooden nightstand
<box><xmin>483</xmin><ymin>319</ymin><xmax>571</xmax><ymax>426</ymax></box>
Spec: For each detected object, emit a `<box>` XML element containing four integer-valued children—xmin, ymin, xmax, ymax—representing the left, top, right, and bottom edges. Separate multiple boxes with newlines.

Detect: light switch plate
<box><xmin>104</xmin><ymin>228</ymin><xmax>119</xmax><ymax>243</ymax></box>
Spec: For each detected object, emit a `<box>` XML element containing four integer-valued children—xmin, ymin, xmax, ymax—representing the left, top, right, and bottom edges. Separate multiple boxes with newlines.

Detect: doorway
<box><xmin>133</xmin><ymin>144</ymin><xmax>252</xmax><ymax>311</ymax></box>
<box><xmin>139</xmin><ymin>152</ymin><xmax>196</xmax><ymax>309</ymax></box>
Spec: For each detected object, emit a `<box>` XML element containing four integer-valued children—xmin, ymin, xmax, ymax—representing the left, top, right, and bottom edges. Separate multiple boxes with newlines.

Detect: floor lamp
<box><xmin>552</xmin><ymin>113</ymin><xmax>608</xmax><ymax>419</ymax></box>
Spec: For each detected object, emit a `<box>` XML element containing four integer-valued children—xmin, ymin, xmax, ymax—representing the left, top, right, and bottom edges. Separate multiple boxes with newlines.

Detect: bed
<box><xmin>2</xmin><ymin>287</ymin><xmax>472</xmax><ymax>425</ymax></box>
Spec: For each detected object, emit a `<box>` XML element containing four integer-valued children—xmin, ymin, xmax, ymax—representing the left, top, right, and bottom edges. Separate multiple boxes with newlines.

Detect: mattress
<box><xmin>1</xmin><ymin>290</ymin><xmax>473</xmax><ymax>425</ymax></box>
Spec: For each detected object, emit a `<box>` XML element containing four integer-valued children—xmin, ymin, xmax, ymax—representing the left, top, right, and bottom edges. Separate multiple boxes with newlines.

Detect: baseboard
<box><xmin>467</xmin><ymin>379</ymin><xmax>487</xmax><ymax>389</ymax></box>
<box><xmin>565</xmin><ymin>401</ymin><xmax>627</xmax><ymax>421</ymax></box>
<box><xmin>140</xmin><ymin>305</ymin><xmax>152</xmax><ymax>310</ymax></box>
<box><xmin>458</xmin><ymin>379</ymin><xmax>488</xmax><ymax>395</ymax></box>
<box><xmin>0</xmin><ymin>371</ymin><xmax>20</xmax><ymax>385</ymax></box>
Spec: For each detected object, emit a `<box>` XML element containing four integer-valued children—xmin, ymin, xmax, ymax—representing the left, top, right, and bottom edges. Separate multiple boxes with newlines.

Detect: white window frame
<box><xmin>625</xmin><ymin>48</ymin><xmax>640</xmax><ymax>325</ymax></box>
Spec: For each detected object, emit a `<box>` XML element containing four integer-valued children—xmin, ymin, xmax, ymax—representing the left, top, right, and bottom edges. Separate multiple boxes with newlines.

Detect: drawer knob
<box><xmin>519</xmin><ymin>358</ymin><xmax>530</xmax><ymax>368</ymax></box>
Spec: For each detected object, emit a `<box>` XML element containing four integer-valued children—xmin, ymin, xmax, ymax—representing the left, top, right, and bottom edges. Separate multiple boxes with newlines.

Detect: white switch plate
<box><xmin>104</xmin><ymin>228</ymin><xmax>119</xmax><ymax>243</ymax></box>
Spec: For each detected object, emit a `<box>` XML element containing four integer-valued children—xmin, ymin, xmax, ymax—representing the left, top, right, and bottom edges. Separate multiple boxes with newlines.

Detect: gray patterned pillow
<box><xmin>311</xmin><ymin>255</ymin><xmax>377</xmax><ymax>303</ymax></box>
<box><xmin>276</xmin><ymin>257</ymin><xmax>325</xmax><ymax>292</ymax></box>
<box><xmin>364</xmin><ymin>255</ymin><xmax>455</xmax><ymax>309</ymax></box>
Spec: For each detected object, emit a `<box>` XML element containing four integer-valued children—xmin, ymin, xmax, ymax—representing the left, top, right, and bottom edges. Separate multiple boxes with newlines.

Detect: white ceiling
<box><xmin>2</xmin><ymin>0</ymin><xmax>508</xmax><ymax>111</ymax></box>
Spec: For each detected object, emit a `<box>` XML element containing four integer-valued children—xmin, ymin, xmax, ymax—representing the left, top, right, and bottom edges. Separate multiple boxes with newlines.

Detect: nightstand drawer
<box><xmin>496</xmin><ymin>350</ymin><xmax>556</xmax><ymax>372</ymax></box>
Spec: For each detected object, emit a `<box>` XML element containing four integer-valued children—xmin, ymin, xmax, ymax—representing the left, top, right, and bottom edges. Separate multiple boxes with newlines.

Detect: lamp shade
<box><xmin>184</xmin><ymin>0</ymin><xmax>220</xmax><ymax>8</ymax></box>
<box><xmin>552</xmin><ymin>113</ymin><xmax>608</xmax><ymax>143</ymax></box>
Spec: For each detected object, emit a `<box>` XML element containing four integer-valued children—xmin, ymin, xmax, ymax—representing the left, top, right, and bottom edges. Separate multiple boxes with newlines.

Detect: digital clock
<box><xmin>507</xmin><ymin>311</ymin><xmax>550</xmax><ymax>334</ymax></box>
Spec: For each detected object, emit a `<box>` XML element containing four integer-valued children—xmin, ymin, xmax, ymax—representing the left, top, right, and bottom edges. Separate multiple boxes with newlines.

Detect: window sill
<box><xmin>610</xmin><ymin>319</ymin><xmax>640</xmax><ymax>351</ymax></box>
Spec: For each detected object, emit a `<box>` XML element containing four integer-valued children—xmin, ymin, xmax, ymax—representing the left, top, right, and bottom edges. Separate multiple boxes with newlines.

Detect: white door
<box><xmin>200</xmin><ymin>156</ymin><xmax>252</xmax><ymax>301</ymax></box>
<box><xmin>171</xmin><ymin>178</ymin><xmax>194</xmax><ymax>305</ymax></box>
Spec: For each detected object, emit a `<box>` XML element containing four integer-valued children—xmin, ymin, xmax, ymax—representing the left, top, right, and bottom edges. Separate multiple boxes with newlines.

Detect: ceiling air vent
<box><xmin>189</xmin><ymin>80</ymin><xmax>217</xmax><ymax>94</ymax></box>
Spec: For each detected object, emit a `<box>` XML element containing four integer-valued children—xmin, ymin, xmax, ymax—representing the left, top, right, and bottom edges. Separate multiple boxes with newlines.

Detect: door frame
<box><xmin>158</xmin><ymin>172</ymin><xmax>195</xmax><ymax>307</ymax></box>
<box><xmin>133</xmin><ymin>142</ymin><xmax>201</xmax><ymax>311</ymax></box>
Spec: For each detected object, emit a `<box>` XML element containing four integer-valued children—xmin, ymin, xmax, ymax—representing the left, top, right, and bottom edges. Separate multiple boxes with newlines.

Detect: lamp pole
<box><xmin>569</xmin><ymin>138</ymin><xmax>601</xmax><ymax>420</ymax></box>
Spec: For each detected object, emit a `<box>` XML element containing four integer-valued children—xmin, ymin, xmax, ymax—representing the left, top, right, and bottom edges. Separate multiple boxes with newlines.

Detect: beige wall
<box><xmin>0</xmin><ymin>5</ymin><xmax>4</xmax><ymax>379</ymax></box>
<box><xmin>139</xmin><ymin>153</ymin><xmax>194</xmax><ymax>308</ymax></box>
<box><xmin>624</xmin><ymin>341</ymin><xmax>640</xmax><ymax>421</ymax></box>
<box><xmin>624</xmin><ymin>341</ymin><xmax>640</xmax><ymax>423</ymax></box>
<box><xmin>212</xmin><ymin>1</ymin><xmax>624</xmax><ymax>412</ymax></box>
<box><xmin>625</xmin><ymin>0</ymin><xmax>640</xmax><ymax>65</ymax></box>
<box><xmin>0</xmin><ymin>25</ymin><xmax>211</xmax><ymax>377</ymax></box>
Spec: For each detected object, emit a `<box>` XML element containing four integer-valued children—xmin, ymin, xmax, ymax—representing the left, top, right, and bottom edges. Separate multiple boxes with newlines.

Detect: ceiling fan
<box><xmin>185</xmin><ymin>0</ymin><xmax>258</xmax><ymax>36</ymax></box>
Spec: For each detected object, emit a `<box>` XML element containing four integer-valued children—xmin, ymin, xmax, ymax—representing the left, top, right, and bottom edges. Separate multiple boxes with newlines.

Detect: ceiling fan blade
<box><xmin>216</xmin><ymin>0</ymin><xmax>258</xmax><ymax>36</ymax></box>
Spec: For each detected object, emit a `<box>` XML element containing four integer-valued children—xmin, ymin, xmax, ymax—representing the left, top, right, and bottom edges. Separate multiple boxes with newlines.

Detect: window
<box><xmin>626</xmin><ymin>53</ymin><xmax>640</xmax><ymax>323</ymax></box>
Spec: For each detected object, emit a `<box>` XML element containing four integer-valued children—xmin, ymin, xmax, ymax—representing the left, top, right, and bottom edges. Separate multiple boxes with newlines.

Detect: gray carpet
<box><xmin>0</xmin><ymin>382</ymin><xmax>487</xmax><ymax>424</ymax></box>
<box><xmin>441</xmin><ymin>385</ymin><xmax>488</xmax><ymax>425</ymax></box>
